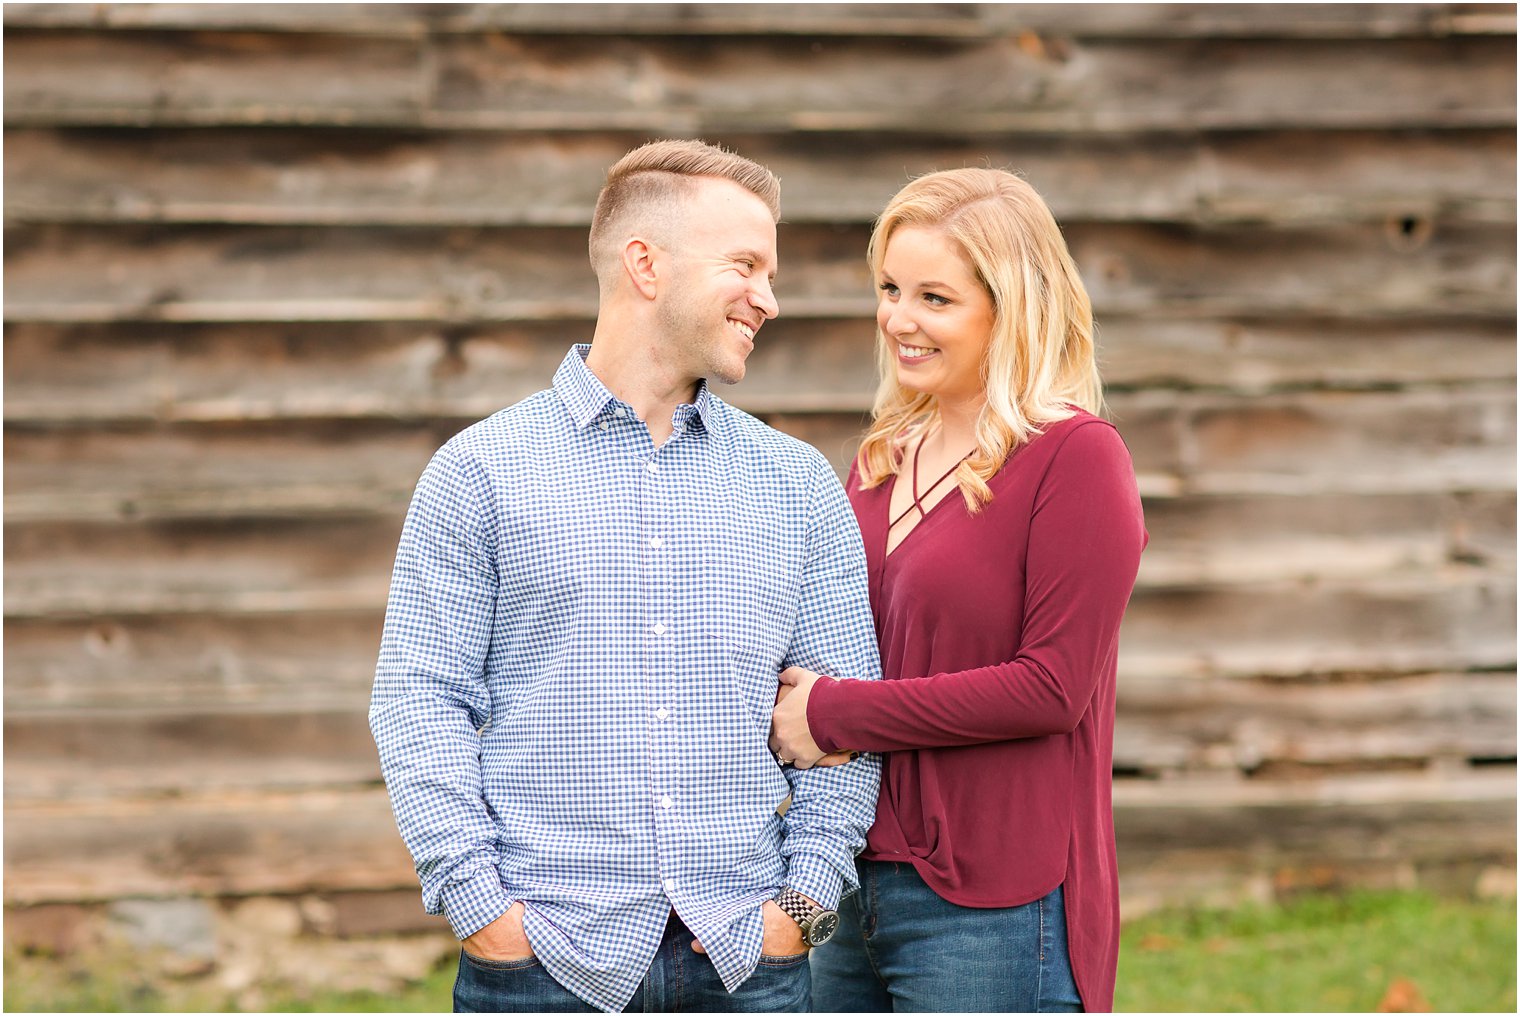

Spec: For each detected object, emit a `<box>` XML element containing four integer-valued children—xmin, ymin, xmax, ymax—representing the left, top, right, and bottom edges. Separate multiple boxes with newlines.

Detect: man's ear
<box><xmin>622</xmin><ymin>238</ymin><xmax>661</xmax><ymax>300</ymax></box>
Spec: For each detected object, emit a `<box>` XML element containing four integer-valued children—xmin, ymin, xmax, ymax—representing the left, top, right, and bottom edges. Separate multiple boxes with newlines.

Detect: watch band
<box><xmin>772</xmin><ymin>887</ymin><xmax>840</xmax><ymax>946</ymax></box>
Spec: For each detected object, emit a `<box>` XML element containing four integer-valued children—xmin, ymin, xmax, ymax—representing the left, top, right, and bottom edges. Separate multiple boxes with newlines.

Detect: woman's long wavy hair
<box><xmin>855</xmin><ymin>167</ymin><xmax>1103</xmax><ymax>512</ymax></box>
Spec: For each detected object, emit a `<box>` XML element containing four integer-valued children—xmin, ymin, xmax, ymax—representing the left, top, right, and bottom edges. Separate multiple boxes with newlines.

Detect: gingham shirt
<box><xmin>370</xmin><ymin>345</ymin><xmax>882</xmax><ymax>1013</ymax></box>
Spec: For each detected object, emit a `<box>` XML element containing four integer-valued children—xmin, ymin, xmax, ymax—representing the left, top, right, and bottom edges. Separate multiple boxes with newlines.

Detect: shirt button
<box><xmin>617</xmin><ymin>408</ymin><xmax>628</xmax><ymax>418</ymax></box>
<box><xmin>652</xmin><ymin>623</ymin><xmax>666</xmax><ymax>636</ymax></box>
<box><xmin>597</xmin><ymin>422</ymin><xmax>609</xmax><ymax>431</ymax></box>
<box><xmin>655</xmin><ymin>708</ymin><xmax>669</xmax><ymax>720</ymax></box>
<box><xmin>659</xmin><ymin>795</ymin><xmax>674</xmax><ymax>809</ymax></box>
<box><xmin>649</xmin><ymin>536</ymin><xmax>663</xmax><ymax>549</ymax></box>
<box><xmin>646</xmin><ymin>462</ymin><xmax>659</xmax><ymax>473</ymax></box>
<box><xmin>664</xmin><ymin>878</ymin><xmax>677</xmax><ymax>893</ymax></box>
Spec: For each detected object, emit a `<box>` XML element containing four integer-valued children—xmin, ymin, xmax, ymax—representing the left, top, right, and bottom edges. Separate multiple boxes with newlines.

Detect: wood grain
<box><xmin>6</xmin><ymin>31</ymin><xmax>1513</xmax><ymax>131</ymax></box>
<box><xmin>6</xmin><ymin>220</ymin><xmax>1513</xmax><ymax>323</ymax></box>
<box><xmin>6</xmin><ymin>129</ymin><xmax>1513</xmax><ymax>226</ymax></box>
<box><xmin>5</xmin><ymin>4</ymin><xmax>1512</xmax><ymax>38</ymax></box>
<box><xmin>2</xmin><ymin>4</ymin><xmax>1512</xmax><ymax>913</ymax></box>
<box><xmin>6</xmin><ymin>318</ymin><xmax>1513</xmax><ymax>437</ymax></box>
<box><xmin>4</xmin><ymin>671</ymin><xmax>1511</xmax><ymax>798</ymax></box>
<box><xmin>4</xmin><ymin>770</ymin><xmax>1512</xmax><ymax>904</ymax></box>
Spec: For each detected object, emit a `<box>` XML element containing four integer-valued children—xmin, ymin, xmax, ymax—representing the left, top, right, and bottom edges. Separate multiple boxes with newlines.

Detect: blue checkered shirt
<box><xmin>370</xmin><ymin>345</ymin><xmax>882</xmax><ymax>1012</ymax></box>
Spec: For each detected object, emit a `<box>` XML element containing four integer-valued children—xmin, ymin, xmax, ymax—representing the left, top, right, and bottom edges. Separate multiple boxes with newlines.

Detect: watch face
<box><xmin>807</xmin><ymin>910</ymin><xmax>840</xmax><ymax>945</ymax></box>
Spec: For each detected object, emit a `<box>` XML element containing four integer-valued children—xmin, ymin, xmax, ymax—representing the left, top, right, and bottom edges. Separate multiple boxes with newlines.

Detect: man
<box><xmin>370</xmin><ymin>139</ymin><xmax>882</xmax><ymax>1013</ymax></box>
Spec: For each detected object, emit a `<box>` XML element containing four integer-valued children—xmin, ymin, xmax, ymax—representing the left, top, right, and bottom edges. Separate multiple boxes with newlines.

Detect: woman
<box><xmin>769</xmin><ymin>168</ymin><xmax>1146</xmax><ymax>1013</ymax></box>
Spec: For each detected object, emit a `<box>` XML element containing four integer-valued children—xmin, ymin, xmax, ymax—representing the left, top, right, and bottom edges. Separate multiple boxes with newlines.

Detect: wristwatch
<box><xmin>772</xmin><ymin>887</ymin><xmax>840</xmax><ymax>946</ymax></box>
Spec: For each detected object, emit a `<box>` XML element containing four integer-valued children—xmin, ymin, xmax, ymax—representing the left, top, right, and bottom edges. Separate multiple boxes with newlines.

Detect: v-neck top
<box><xmin>806</xmin><ymin>411</ymin><xmax>1147</xmax><ymax>1013</ymax></box>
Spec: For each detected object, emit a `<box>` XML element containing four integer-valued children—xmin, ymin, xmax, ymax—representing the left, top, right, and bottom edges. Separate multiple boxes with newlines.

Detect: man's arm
<box><xmin>369</xmin><ymin>441</ymin><xmax>513</xmax><ymax>940</ymax></box>
<box><xmin>775</xmin><ymin>453</ymin><xmax>884</xmax><ymax>910</ymax></box>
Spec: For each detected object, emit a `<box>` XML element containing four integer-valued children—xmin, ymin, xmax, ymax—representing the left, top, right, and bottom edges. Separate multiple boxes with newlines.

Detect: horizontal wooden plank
<box><xmin>1113</xmin><ymin>671</ymin><xmax>1517</xmax><ymax>775</ymax></box>
<box><xmin>4</xmin><ymin>769</ymin><xmax>1512</xmax><ymax>904</ymax></box>
<box><xmin>0</xmin><ymin>320</ymin><xmax>881</xmax><ymax>428</ymax></box>
<box><xmin>1118</xmin><ymin>576</ymin><xmax>1516</xmax><ymax>681</ymax></box>
<box><xmin>1098</xmin><ymin>316</ymin><xmax>1518</xmax><ymax>392</ymax></box>
<box><xmin>5</xmin><ymin>31</ymin><xmax>1513</xmax><ymax>131</ymax></box>
<box><xmin>8</xmin><ymin>410</ymin><xmax>1514</xmax><ymax>593</ymax></box>
<box><xmin>1</xmin><ymin>3</ymin><xmax>439</xmax><ymax>35</ymax></box>
<box><xmin>1110</xmin><ymin>387</ymin><xmax>1517</xmax><ymax>498</ymax></box>
<box><xmin>2</xmin><ymin>29</ymin><xmax>426</xmax><ymax>127</ymax></box>
<box><xmin>1138</xmin><ymin>489</ymin><xmax>1516</xmax><ymax>587</ymax></box>
<box><xmin>1113</xmin><ymin>769</ymin><xmax>1516</xmax><ymax>912</ymax></box>
<box><xmin>2</xmin><ymin>787</ymin><xmax>419</xmax><ymax>904</ymax></box>
<box><xmin>5</xmin><ymin>392</ymin><xmax>1513</xmax><ymax>529</ymax></box>
<box><xmin>2</xmin><ymin>516</ymin><xmax>401</xmax><ymax>618</ymax></box>
<box><xmin>6</xmin><ymin>128</ymin><xmax>1513</xmax><ymax>227</ymax></box>
<box><xmin>425</xmin><ymin>34</ymin><xmax>1519</xmax><ymax>134</ymax></box>
<box><xmin>4</xmin><ymin>518</ymin><xmax>1512</xmax><ymax>700</ymax></box>
<box><xmin>3</xmin><ymin>420</ymin><xmax>456</xmax><ymax>521</ymax></box>
<box><xmin>5</xmin><ymin>220</ymin><xmax>1513</xmax><ymax>323</ymax></box>
<box><xmin>1178</xmin><ymin>388</ymin><xmax>1517</xmax><ymax>497</ymax></box>
<box><xmin>5</xmin><ymin>390</ymin><xmax>1515</xmax><ymax>523</ymax></box>
<box><xmin>5</xmin><ymin>671</ymin><xmax>1511</xmax><ymax>799</ymax></box>
<box><xmin>3</xmin><ymin>704</ymin><xmax>381</xmax><ymax>799</ymax></box>
<box><xmin>6</xmin><ymin>545</ymin><xmax>1514</xmax><ymax>711</ymax></box>
<box><xmin>6</xmin><ymin>4</ymin><xmax>1512</xmax><ymax>38</ymax></box>
<box><xmin>3</xmin><ymin>612</ymin><xmax>386</xmax><ymax>711</ymax></box>
<box><xmin>4</xmin><ymin>318</ymin><xmax>1514</xmax><ymax>436</ymax></box>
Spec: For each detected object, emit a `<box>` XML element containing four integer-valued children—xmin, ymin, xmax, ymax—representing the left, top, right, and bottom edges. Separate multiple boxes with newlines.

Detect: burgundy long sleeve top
<box><xmin>806</xmin><ymin>412</ymin><xmax>1146</xmax><ymax>1013</ymax></box>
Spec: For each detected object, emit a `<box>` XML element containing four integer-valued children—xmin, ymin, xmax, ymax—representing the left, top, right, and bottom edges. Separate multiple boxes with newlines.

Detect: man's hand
<box><xmin>690</xmin><ymin>899</ymin><xmax>810</xmax><ymax>957</ymax></box>
<box><xmin>772</xmin><ymin>667</ymin><xmax>856</xmax><ymax>769</ymax></box>
<box><xmin>461</xmin><ymin>901</ymin><xmax>535</xmax><ymax>962</ymax></box>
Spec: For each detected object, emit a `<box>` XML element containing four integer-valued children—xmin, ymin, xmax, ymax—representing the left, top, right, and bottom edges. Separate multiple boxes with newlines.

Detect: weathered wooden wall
<box><xmin>4</xmin><ymin>2</ymin><xmax>1515</xmax><ymax>947</ymax></box>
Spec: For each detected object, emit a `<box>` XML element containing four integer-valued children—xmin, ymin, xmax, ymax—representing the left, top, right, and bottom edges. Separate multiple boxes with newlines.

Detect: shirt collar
<box><xmin>553</xmin><ymin>344</ymin><xmax>716</xmax><ymax>434</ymax></box>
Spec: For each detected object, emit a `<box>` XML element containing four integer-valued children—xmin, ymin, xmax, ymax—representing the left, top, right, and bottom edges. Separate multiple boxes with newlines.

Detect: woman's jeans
<box><xmin>453</xmin><ymin>909</ymin><xmax>810</xmax><ymax>1013</ymax></box>
<box><xmin>810</xmin><ymin>859</ymin><xmax>1084</xmax><ymax>1013</ymax></box>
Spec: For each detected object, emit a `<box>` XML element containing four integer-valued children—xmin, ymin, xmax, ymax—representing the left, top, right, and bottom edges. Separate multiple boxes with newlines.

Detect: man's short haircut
<box><xmin>588</xmin><ymin>139</ymin><xmax>781</xmax><ymax>285</ymax></box>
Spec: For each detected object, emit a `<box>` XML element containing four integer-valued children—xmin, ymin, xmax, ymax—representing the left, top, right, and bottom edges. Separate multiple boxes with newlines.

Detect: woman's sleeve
<box><xmin>808</xmin><ymin>421</ymin><xmax>1147</xmax><ymax>752</ymax></box>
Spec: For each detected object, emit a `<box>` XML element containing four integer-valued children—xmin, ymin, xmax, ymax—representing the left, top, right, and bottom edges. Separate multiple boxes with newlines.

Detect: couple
<box><xmin>370</xmin><ymin>140</ymin><xmax>1147</xmax><ymax>1014</ymax></box>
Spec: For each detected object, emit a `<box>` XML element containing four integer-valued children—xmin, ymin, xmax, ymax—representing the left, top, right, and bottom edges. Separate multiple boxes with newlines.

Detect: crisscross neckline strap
<box><xmin>889</xmin><ymin>441</ymin><xmax>973</xmax><ymax>531</ymax></box>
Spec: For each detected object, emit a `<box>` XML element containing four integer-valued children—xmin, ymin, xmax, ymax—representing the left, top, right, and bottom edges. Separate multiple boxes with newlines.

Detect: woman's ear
<box><xmin>622</xmin><ymin>238</ymin><xmax>661</xmax><ymax>300</ymax></box>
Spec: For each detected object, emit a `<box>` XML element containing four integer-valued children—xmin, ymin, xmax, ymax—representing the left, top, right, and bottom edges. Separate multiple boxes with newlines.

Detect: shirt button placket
<box><xmin>643</xmin><ymin>448</ymin><xmax>679</xmax><ymax>902</ymax></box>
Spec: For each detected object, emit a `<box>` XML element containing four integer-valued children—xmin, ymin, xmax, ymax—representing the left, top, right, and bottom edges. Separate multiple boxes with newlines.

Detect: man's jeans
<box><xmin>453</xmin><ymin>911</ymin><xmax>810</xmax><ymax>1013</ymax></box>
<box><xmin>811</xmin><ymin>859</ymin><xmax>1084</xmax><ymax>1013</ymax></box>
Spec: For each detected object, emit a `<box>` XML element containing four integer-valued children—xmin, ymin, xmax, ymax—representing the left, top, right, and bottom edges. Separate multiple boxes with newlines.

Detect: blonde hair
<box><xmin>588</xmin><ymin>139</ymin><xmax>781</xmax><ymax>287</ymax></box>
<box><xmin>856</xmin><ymin>167</ymin><xmax>1102</xmax><ymax>511</ymax></box>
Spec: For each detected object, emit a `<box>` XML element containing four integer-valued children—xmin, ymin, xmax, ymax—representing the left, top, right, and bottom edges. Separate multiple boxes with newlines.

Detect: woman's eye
<box><xmin>879</xmin><ymin>282</ymin><xmax>899</xmax><ymax>297</ymax></box>
<box><xmin>924</xmin><ymin>293</ymin><xmax>949</xmax><ymax>306</ymax></box>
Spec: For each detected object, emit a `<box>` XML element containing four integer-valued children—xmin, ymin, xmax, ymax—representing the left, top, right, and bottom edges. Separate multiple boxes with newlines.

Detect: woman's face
<box><xmin>876</xmin><ymin>226</ymin><xmax>997</xmax><ymax>408</ymax></box>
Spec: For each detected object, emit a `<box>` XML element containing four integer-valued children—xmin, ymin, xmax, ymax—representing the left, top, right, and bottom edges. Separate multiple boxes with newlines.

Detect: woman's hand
<box><xmin>771</xmin><ymin>666</ymin><xmax>856</xmax><ymax>769</ymax></box>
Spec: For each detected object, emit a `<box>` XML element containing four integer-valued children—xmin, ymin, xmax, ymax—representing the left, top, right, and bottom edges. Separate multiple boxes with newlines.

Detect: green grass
<box><xmin>1</xmin><ymin>949</ymin><xmax>457</xmax><ymax>1013</ymax></box>
<box><xmin>6</xmin><ymin>891</ymin><xmax>1514</xmax><ymax>1012</ymax></box>
<box><xmin>1115</xmin><ymin>890</ymin><xmax>1517</xmax><ymax>1013</ymax></box>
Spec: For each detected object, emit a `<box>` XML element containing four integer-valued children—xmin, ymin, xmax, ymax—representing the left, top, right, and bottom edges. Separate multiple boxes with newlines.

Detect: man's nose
<box><xmin>752</xmin><ymin>278</ymin><xmax>779</xmax><ymax>320</ymax></box>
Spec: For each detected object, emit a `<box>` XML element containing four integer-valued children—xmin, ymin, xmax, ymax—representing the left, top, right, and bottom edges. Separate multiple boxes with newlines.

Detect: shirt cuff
<box><xmin>784</xmin><ymin>851</ymin><xmax>846</xmax><ymax>911</ymax></box>
<box><xmin>439</xmin><ymin>866</ymin><xmax>513</xmax><ymax>939</ymax></box>
<box><xmin>806</xmin><ymin>675</ymin><xmax>849</xmax><ymax>754</ymax></box>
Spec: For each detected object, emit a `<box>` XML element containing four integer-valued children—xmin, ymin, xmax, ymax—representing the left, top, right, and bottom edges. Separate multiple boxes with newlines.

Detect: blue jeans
<box><xmin>453</xmin><ymin>911</ymin><xmax>810</xmax><ymax>1013</ymax></box>
<box><xmin>810</xmin><ymin>859</ymin><xmax>1083</xmax><ymax>1013</ymax></box>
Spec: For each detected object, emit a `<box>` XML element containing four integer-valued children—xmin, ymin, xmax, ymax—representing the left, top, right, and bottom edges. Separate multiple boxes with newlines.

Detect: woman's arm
<box><xmin>803</xmin><ymin>422</ymin><xmax>1147</xmax><ymax>754</ymax></box>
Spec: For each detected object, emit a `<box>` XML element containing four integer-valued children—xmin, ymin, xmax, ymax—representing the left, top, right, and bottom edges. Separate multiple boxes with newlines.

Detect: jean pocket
<box><xmin>461</xmin><ymin>948</ymin><xmax>539</xmax><ymax>972</ymax></box>
<box><xmin>757</xmin><ymin>950</ymin><xmax>810</xmax><ymax>968</ymax></box>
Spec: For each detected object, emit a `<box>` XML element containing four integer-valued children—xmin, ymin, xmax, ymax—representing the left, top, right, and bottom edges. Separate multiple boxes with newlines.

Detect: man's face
<box><xmin>655</xmin><ymin>177</ymin><xmax>780</xmax><ymax>386</ymax></box>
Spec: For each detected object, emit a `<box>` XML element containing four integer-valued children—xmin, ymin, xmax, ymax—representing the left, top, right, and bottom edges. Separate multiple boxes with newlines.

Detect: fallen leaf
<box><xmin>1377</xmin><ymin>977</ymin><xmax>1432</xmax><ymax>1013</ymax></box>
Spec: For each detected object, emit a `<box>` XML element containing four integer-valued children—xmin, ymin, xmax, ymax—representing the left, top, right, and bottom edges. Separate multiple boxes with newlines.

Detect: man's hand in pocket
<box><xmin>462</xmin><ymin>901</ymin><xmax>535</xmax><ymax>962</ymax></box>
